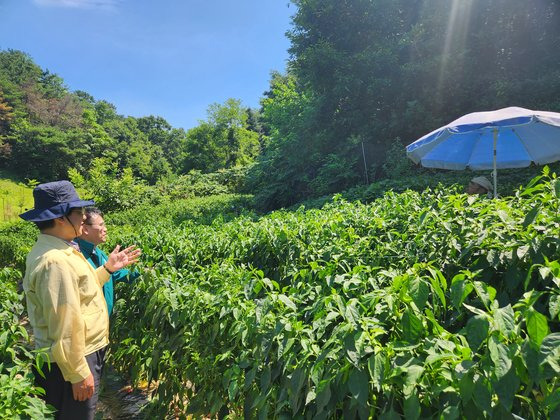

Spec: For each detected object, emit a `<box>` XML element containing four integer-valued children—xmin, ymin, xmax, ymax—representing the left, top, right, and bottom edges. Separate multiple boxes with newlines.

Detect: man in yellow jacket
<box><xmin>20</xmin><ymin>181</ymin><xmax>140</xmax><ymax>419</ymax></box>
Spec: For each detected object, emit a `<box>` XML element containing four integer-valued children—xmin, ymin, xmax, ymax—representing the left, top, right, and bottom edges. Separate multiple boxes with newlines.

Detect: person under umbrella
<box><xmin>466</xmin><ymin>176</ymin><xmax>493</xmax><ymax>197</ymax></box>
<box><xmin>406</xmin><ymin>106</ymin><xmax>560</xmax><ymax>198</ymax></box>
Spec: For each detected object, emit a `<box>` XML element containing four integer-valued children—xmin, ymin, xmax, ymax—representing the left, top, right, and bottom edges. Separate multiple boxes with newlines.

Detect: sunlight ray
<box><xmin>436</xmin><ymin>0</ymin><xmax>475</xmax><ymax>102</ymax></box>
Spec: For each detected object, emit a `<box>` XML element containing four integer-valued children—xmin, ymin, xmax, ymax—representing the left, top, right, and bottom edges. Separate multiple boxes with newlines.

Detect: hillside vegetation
<box><xmin>111</xmin><ymin>172</ymin><xmax>559</xmax><ymax>418</ymax></box>
<box><xmin>1</xmin><ymin>171</ymin><xmax>559</xmax><ymax>418</ymax></box>
<box><xmin>0</xmin><ymin>173</ymin><xmax>33</xmax><ymax>223</ymax></box>
<box><xmin>2</xmin><ymin>1</ymin><xmax>559</xmax><ymax>211</ymax></box>
<box><xmin>1</xmin><ymin>1</ymin><xmax>560</xmax><ymax>418</ymax></box>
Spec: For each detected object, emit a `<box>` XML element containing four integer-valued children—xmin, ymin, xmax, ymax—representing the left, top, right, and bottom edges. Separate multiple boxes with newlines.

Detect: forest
<box><xmin>2</xmin><ymin>0</ymin><xmax>559</xmax><ymax>210</ymax></box>
<box><xmin>1</xmin><ymin>0</ymin><xmax>560</xmax><ymax>418</ymax></box>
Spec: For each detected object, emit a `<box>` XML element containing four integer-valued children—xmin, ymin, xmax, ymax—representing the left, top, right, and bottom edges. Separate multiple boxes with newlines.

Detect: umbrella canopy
<box><xmin>406</xmin><ymin>107</ymin><xmax>560</xmax><ymax>197</ymax></box>
<box><xmin>407</xmin><ymin>107</ymin><xmax>560</xmax><ymax>170</ymax></box>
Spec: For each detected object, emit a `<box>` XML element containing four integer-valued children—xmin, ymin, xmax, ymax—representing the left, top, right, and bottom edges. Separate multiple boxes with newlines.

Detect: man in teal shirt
<box><xmin>76</xmin><ymin>207</ymin><xmax>140</xmax><ymax>316</ymax></box>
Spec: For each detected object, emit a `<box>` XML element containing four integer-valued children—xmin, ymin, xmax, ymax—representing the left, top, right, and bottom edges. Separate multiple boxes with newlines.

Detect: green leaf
<box><xmin>357</xmin><ymin>404</ymin><xmax>369</xmax><ymax>420</ymax></box>
<box><xmin>497</xmin><ymin>210</ymin><xmax>512</xmax><ymax>224</ymax></box>
<box><xmin>522</xmin><ymin>205</ymin><xmax>540</xmax><ymax>228</ymax></box>
<box><xmin>553</xmin><ymin>178</ymin><xmax>560</xmax><ymax>197</ymax></box>
<box><xmin>348</xmin><ymin>368</ymin><xmax>369</xmax><ymax>407</ymax></box>
<box><xmin>402</xmin><ymin>308</ymin><xmax>423</xmax><ymax>342</ymax></box>
<box><xmin>424</xmin><ymin>308</ymin><xmax>444</xmax><ymax>334</ymax></box>
<box><xmin>257</xmin><ymin>404</ymin><xmax>269</xmax><ymax>420</ymax></box>
<box><xmin>404</xmin><ymin>394</ymin><xmax>420</xmax><ymax>420</ymax></box>
<box><xmin>493</xmin><ymin>304</ymin><xmax>516</xmax><ymax>339</ymax></box>
<box><xmin>427</xmin><ymin>266</ymin><xmax>448</xmax><ymax>290</ymax></box>
<box><xmin>517</xmin><ymin>245</ymin><xmax>530</xmax><ymax>260</ymax></box>
<box><xmin>504</xmin><ymin>265</ymin><xmax>523</xmax><ymax>292</ymax></box>
<box><xmin>439</xmin><ymin>405</ymin><xmax>460</xmax><ymax>420</ymax></box>
<box><xmin>539</xmin><ymin>333</ymin><xmax>560</xmax><ymax>366</ymax></box>
<box><xmin>526</xmin><ymin>308</ymin><xmax>549</xmax><ymax>347</ymax></box>
<box><xmin>549</xmin><ymin>294</ymin><xmax>560</xmax><ymax>320</ymax></box>
<box><xmin>428</xmin><ymin>275</ymin><xmax>447</xmax><ymax>310</ymax></box>
<box><xmin>368</xmin><ymin>353</ymin><xmax>386</xmax><ymax>392</ymax></box>
<box><xmin>418</xmin><ymin>209</ymin><xmax>428</xmax><ymax>225</ymax></box>
<box><xmin>245</xmin><ymin>366</ymin><xmax>257</xmax><ymax>390</ymax></box>
<box><xmin>345</xmin><ymin>299</ymin><xmax>360</xmax><ymax>327</ymax></box>
<box><xmin>465</xmin><ymin>315</ymin><xmax>489</xmax><ymax>350</ymax></box>
<box><xmin>228</xmin><ymin>379</ymin><xmax>239</xmax><ymax>400</ymax></box>
<box><xmin>404</xmin><ymin>365</ymin><xmax>424</xmax><ymax>396</ymax></box>
<box><xmin>379</xmin><ymin>407</ymin><xmax>401</xmax><ymax>420</ymax></box>
<box><xmin>315</xmin><ymin>382</ymin><xmax>331</xmax><ymax>414</ymax></box>
<box><xmin>305</xmin><ymin>390</ymin><xmax>316</xmax><ymax>406</ymax></box>
<box><xmin>473</xmin><ymin>376</ymin><xmax>492</xmax><ymax>414</ymax></box>
<box><xmin>458</xmin><ymin>370</ymin><xmax>475</xmax><ymax>402</ymax></box>
<box><xmin>494</xmin><ymin>367</ymin><xmax>519</xmax><ymax>411</ymax></box>
<box><xmin>488</xmin><ymin>335</ymin><xmax>511</xmax><ymax>379</ymax></box>
<box><xmin>345</xmin><ymin>334</ymin><xmax>360</xmax><ymax>366</ymax></box>
<box><xmin>289</xmin><ymin>368</ymin><xmax>305</xmax><ymax>413</ymax></box>
<box><xmin>408</xmin><ymin>277</ymin><xmax>429</xmax><ymax>310</ymax></box>
<box><xmin>543</xmin><ymin>388</ymin><xmax>560</xmax><ymax>412</ymax></box>
<box><xmin>473</xmin><ymin>281</ymin><xmax>496</xmax><ymax>309</ymax></box>
<box><xmin>520</xmin><ymin>175</ymin><xmax>544</xmax><ymax>196</ymax></box>
<box><xmin>522</xmin><ymin>340</ymin><xmax>540</xmax><ymax>382</ymax></box>
<box><xmin>450</xmin><ymin>280</ymin><xmax>473</xmax><ymax>309</ymax></box>
<box><xmin>260</xmin><ymin>366</ymin><xmax>271</xmax><ymax>391</ymax></box>
<box><xmin>278</xmin><ymin>294</ymin><xmax>297</xmax><ymax>311</ymax></box>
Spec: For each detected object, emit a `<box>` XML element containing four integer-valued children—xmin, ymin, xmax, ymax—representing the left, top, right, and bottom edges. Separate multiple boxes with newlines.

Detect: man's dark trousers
<box><xmin>33</xmin><ymin>347</ymin><xmax>106</xmax><ymax>420</ymax></box>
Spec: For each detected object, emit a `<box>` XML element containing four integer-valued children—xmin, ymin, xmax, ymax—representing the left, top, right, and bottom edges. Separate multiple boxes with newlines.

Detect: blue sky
<box><xmin>0</xmin><ymin>0</ymin><xmax>294</xmax><ymax>130</ymax></box>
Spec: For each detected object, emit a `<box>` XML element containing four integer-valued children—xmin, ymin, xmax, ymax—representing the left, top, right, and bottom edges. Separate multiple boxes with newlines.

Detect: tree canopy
<box><xmin>0</xmin><ymin>49</ymin><xmax>262</xmax><ymax>183</ymax></box>
<box><xmin>250</xmin><ymin>0</ymin><xmax>560</xmax><ymax>208</ymax></box>
<box><xmin>2</xmin><ymin>1</ymin><xmax>560</xmax><ymax>209</ymax></box>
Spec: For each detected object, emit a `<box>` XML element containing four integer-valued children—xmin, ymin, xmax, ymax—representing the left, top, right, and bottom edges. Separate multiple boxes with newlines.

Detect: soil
<box><xmin>95</xmin><ymin>365</ymin><xmax>149</xmax><ymax>420</ymax></box>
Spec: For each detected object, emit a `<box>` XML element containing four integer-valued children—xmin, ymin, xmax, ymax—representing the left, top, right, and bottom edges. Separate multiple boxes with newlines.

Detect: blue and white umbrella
<box><xmin>406</xmin><ymin>107</ymin><xmax>560</xmax><ymax>197</ymax></box>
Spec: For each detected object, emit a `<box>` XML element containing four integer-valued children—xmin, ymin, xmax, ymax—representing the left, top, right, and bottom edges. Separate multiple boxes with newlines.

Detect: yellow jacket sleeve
<box><xmin>95</xmin><ymin>265</ymin><xmax>111</xmax><ymax>287</ymax></box>
<box><xmin>37</xmin><ymin>260</ymin><xmax>91</xmax><ymax>383</ymax></box>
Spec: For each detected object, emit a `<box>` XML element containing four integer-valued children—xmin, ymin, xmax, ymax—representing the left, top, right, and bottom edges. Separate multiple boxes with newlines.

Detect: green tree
<box><xmin>94</xmin><ymin>100</ymin><xmax>118</xmax><ymax>125</ymax></box>
<box><xmin>0</xmin><ymin>88</ymin><xmax>14</xmax><ymax>164</ymax></box>
<box><xmin>0</xmin><ymin>50</ymin><xmax>42</xmax><ymax>87</ymax></box>
<box><xmin>69</xmin><ymin>157</ymin><xmax>150</xmax><ymax>211</ymax></box>
<box><xmin>125</xmin><ymin>138</ymin><xmax>172</xmax><ymax>184</ymax></box>
<box><xmin>247</xmin><ymin>72</ymin><xmax>318</xmax><ymax>208</ymax></box>
<box><xmin>104</xmin><ymin>117</ymin><xmax>172</xmax><ymax>183</ymax></box>
<box><xmin>0</xmin><ymin>88</ymin><xmax>14</xmax><ymax>136</ymax></box>
<box><xmin>183</xmin><ymin>99</ymin><xmax>260</xmax><ymax>173</ymax></box>
<box><xmin>183</xmin><ymin>122</ymin><xmax>223</xmax><ymax>172</ymax></box>
<box><xmin>38</xmin><ymin>70</ymin><xmax>66</xmax><ymax>99</ymax></box>
<box><xmin>0</xmin><ymin>49</ymin><xmax>186</xmax><ymax>183</ymax></box>
<box><xmin>7</xmin><ymin>125</ymin><xmax>89</xmax><ymax>180</ymax></box>
<box><xmin>136</xmin><ymin>115</ymin><xmax>188</xmax><ymax>172</ymax></box>
<box><xmin>245</xmin><ymin>107</ymin><xmax>266</xmax><ymax>151</ymax></box>
<box><xmin>249</xmin><ymin>0</ymin><xmax>560</xmax><ymax>209</ymax></box>
<box><xmin>0</xmin><ymin>50</ymin><xmax>39</xmax><ymax>122</ymax></box>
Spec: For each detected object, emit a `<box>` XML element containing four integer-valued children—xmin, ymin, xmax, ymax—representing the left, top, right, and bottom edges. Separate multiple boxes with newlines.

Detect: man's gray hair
<box><xmin>84</xmin><ymin>206</ymin><xmax>104</xmax><ymax>224</ymax></box>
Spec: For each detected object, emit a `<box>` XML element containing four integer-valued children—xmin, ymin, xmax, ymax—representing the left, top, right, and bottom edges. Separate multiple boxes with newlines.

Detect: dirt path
<box><xmin>95</xmin><ymin>365</ymin><xmax>149</xmax><ymax>420</ymax></box>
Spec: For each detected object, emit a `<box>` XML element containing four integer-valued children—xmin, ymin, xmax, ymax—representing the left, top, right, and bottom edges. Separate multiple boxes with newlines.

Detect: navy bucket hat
<box><xmin>19</xmin><ymin>181</ymin><xmax>94</xmax><ymax>222</ymax></box>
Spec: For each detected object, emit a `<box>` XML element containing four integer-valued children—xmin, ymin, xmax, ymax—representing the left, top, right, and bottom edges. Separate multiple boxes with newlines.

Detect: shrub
<box><xmin>108</xmin><ymin>171</ymin><xmax>560</xmax><ymax>418</ymax></box>
<box><xmin>0</xmin><ymin>267</ymin><xmax>54</xmax><ymax>419</ymax></box>
<box><xmin>0</xmin><ymin>221</ymin><xmax>37</xmax><ymax>271</ymax></box>
<box><xmin>69</xmin><ymin>158</ymin><xmax>153</xmax><ymax>212</ymax></box>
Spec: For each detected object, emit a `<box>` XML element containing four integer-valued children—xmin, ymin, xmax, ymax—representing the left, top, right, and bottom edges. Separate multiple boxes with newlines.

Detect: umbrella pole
<box><xmin>492</xmin><ymin>128</ymin><xmax>498</xmax><ymax>198</ymax></box>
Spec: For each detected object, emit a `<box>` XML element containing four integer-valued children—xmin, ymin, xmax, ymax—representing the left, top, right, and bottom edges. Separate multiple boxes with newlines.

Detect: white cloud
<box><xmin>33</xmin><ymin>0</ymin><xmax>120</xmax><ymax>11</ymax></box>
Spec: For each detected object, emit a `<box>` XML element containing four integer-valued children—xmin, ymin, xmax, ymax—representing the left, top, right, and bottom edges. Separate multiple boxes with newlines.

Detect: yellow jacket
<box><xmin>23</xmin><ymin>234</ymin><xmax>110</xmax><ymax>383</ymax></box>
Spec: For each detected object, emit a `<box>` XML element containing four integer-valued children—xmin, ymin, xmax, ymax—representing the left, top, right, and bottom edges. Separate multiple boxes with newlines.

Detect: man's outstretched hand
<box><xmin>105</xmin><ymin>245</ymin><xmax>141</xmax><ymax>272</ymax></box>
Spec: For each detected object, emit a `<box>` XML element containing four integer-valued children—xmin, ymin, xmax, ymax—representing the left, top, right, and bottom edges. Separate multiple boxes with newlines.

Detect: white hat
<box><xmin>471</xmin><ymin>176</ymin><xmax>493</xmax><ymax>192</ymax></box>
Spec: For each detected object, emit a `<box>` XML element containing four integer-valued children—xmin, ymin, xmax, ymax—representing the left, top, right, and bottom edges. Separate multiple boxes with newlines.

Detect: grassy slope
<box><xmin>0</xmin><ymin>171</ymin><xmax>34</xmax><ymax>223</ymax></box>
